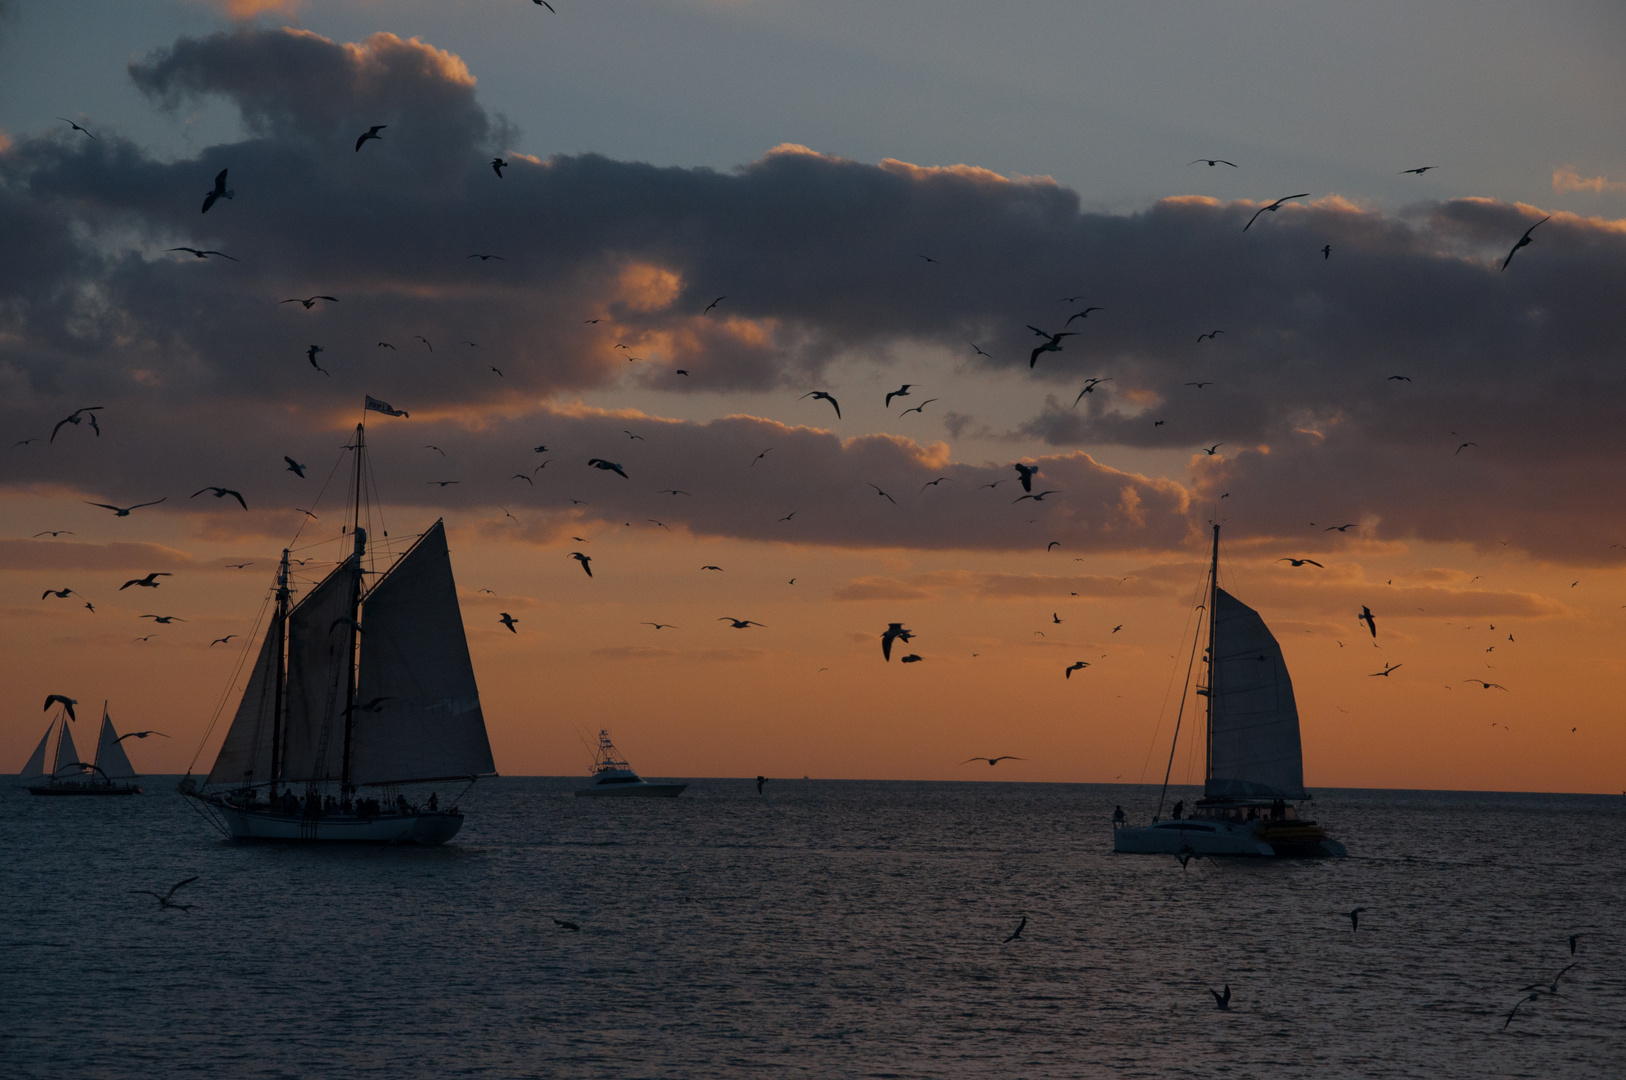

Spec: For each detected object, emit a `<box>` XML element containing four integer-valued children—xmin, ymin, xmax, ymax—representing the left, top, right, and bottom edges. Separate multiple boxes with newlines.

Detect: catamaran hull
<box><xmin>210</xmin><ymin>804</ymin><xmax>464</xmax><ymax>845</ymax></box>
<box><xmin>575</xmin><ymin>783</ymin><xmax>687</xmax><ymax>798</ymax></box>
<box><xmin>1113</xmin><ymin>821</ymin><xmax>1345</xmax><ymax>858</ymax></box>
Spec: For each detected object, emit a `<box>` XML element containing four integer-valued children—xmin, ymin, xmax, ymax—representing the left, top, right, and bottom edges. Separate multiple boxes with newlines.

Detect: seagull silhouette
<box><xmin>1013</xmin><ymin>490</ymin><xmax>1059</xmax><ymax>503</ymax></box>
<box><xmin>1501</xmin><ymin>216</ymin><xmax>1550</xmax><ymax>271</ymax></box>
<box><xmin>884</xmin><ymin>384</ymin><xmax>912</xmax><ymax>408</ymax></box>
<box><xmin>57</xmin><ymin>117</ymin><xmax>96</xmax><ymax>139</ymax></box>
<box><xmin>1027</xmin><ymin>327</ymin><xmax>1077</xmax><ymax>368</ymax></box>
<box><xmin>1197</xmin><ymin>330</ymin><xmax>1224</xmax><ymax>342</ymax></box>
<box><xmin>703</xmin><ymin>295</ymin><xmax>726</xmax><ymax>314</ymax></box>
<box><xmin>1189</xmin><ymin>159</ymin><xmax>1237</xmax><ymax>167</ymax></box>
<box><xmin>1399</xmin><ymin>166</ymin><xmax>1438</xmax><ymax>174</ymax></box>
<box><xmin>1369</xmin><ymin>664</ymin><xmax>1402</xmax><ymax>677</ymax></box>
<box><xmin>642</xmin><ymin>622</ymin><xmax>678</xmax><ymax>630</ymax></box>
<box><xmin>962</xmin><ymin>756</ymin><xmax>1024</xmax><ymax>766</ymax></box>
<box><xmin>899</xmin><ymin>398</ymin><xmax>938</xmax><ymax>416</ymax></box>
<box><xmin>1003</xmin><ymin>916</ymin><xmax>1027</xmax><ymax>943</ymax></box>
<box><xmin>1014</xmin><ymin>463</ymin><xmax>1039</xmax><ymax>492</ymax></box>
<box><xmin>719</xmin><ymin>618</ymin><xmax>765</xmax><ymax>628</ymax></box>
<box><xmin>85</xmin><ymin>498</ymin><xmax>166</xmax><ymax>517</ymax></box>
<box><xmin>1072</xmin><ymin>378</ymin><xmax>1111</xmax><ymax>405</ymax></box>
<box><xmin>115</xmin><ymin>730</ymin><xmax>169</xmax><ymax>741</ymax></box>
<box><xmin>569</xmin><ymin>552</ymin><xmax>592</xmax><ymax>577</ymax></box>
<box><xmin>200</xmin><ymin>169</ymin><xmax>232</xmax><ymax>214</ymax></box>
<box><xmin>191</xmin><ymin>486</ymin><xmax>248</xmax><ymax>510</ymax></box>
<box><xmin>1358</xmin><ymin>606</ymin><xmax>1377</xmax><ymax>638</ymax></box>
<box><xmin>800</xmin><ymin>391</ymin><xmax>841</xmax><ymax>419</ymax></box>
<box><xmin>1278</xmin><ymin>558</ymin><xmax>1323</xmax><ymax>567</ymax></box>
<box><xmin>1065</xmin><ymin>661</ymin><xmax>1089</xmax><ymax>678</ymax></box>
<box><xmin>491</xmin><ymin>157</ymin><xmax>507</xmax><ymax>177</ymax></box>
<box><xmin>50</xmin><ymin>406</ymin><xmax>104</xmax><ymax>442</ymax></box>
<box><xmin>354</xmin><ymin>125</ymin><xmax>386</xmax><ymax>152</ymax></box>
<box><xmin>1211</xmin><ymin>985</ymin><xmax>1231</xmax><ymax>1010</ymax></box>
<box><xmin>166</xmin><ymin>247</ymin><xmax>237</xmax><ymax>261</ymax></box>
<box><xmin>868</xmin><ymin>484</ymin><xmax>897</xmax><ymax>504</ymax></box>
<box><xmin>306</xmin><ymin>345</ymin><xmax>327</xmax><ymax>375</ymax></box>
<box><xmin>284</xmin><ymin>456</ymin><xmax>307</xmax><ymax>477</ymax></box>
<box><xmin>209</xmin><ymin>636</ymin><xmax>236</xmax><ymax>646</ymax></box>
<box><xmin>41</xmin><ymin>588</ymin><xmax>77</xmax><ymax>600</ymax></box>
<box><xmin>1064</xmin><ymin>307</ymin><xmax>1104</xmax><ymax>325</ymax></box>
<box><xmin>119</xmin><ymin>572</ymin><xmax>172</xmax><ymax>591</ymax></box>
<box><xmin>881</xmin><ymin>623</ymin><xmax>914</xmax><ymax>661</ymax></box>
<box><xmin>1243</xmin><ymin>193</ymin><xmax>1310</xmax><ymax>231</ymax></box>
<box><xmin>587</xmin><ymin>458</ymin><xmax>629</xmax><ymax>478</ymax></box>
<box><xmin>43</xmin><ymin>694</ymin><xmax>79</xmax><ymax>720</ymax></box>
<box><xmin>499</xmin><ymin>613</ymin><xmax>518</xmax><ymax>633</ymax></box>
<box><xmin>1463</xmin><ymin>679</ymin><xmax>1508</xmax><ymax>691</ymax></box>
<box><xmin>131</xmin><ymin>876</ymin><xmax>198</xmax><ymax>912</ymax></box>
<box><xmin>751</xmin><ymin>448</ymin><xmax>773</xmax><ymax>467</ymax></box>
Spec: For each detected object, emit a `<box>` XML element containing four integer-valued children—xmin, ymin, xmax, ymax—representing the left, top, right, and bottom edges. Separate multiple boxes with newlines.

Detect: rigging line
<box><xmin>1156</xmin><ymin>588</ymin><xmax>1205</xmax><ymax>821</ymax></box>
<box><xmin>288</xmin><ymin>440</ymin><xmax>351</xmax><ymax>550</ymax></box>
<box><xmin>1137</xmin><ymin>551</ymin><xmax>1212</xmax><ymax>785</ymax></box>
<box><xmin>187</xmin><ymin>586</ymin><xmax>276</xmax><ymax>775</ymax></box>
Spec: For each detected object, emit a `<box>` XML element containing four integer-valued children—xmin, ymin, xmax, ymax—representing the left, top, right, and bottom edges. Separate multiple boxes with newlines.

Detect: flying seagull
<box><xmin>569</xmin><ymin>552</ymin><xmax>592</xmax><ymax>577</ymax></box>
<box><xmin>1358</xmin><ymin>606</ymin><xmax>1377</xmax><ymax>638</ymax></box>
<box><xmin>192</xmin><ymin>486</ymin><xmax>248</xmax><ymax>510</ymax></box>
<box><xmin>1399</xmin><ymin>166</ymin><xmax>1438</xmax><ymax>174</ymax></box>
<box><xmin>200</xmin><ymin>169</ymin><xmax>233</xmax><ymax>214</ymax></box>
<box><xmin>85</xmin><ymin>498</ymin><xmax>166</xmax><ymax>517</ymax></box>
<box><xmin>1064</xmin><ymin>661</ymin><xmax>1089</xmax><ymax>678</ymax></box>
<box><xmin>1065</xmin><ymin>307</ymin><xmax>1105</xmax><ymax>325</ymax></box>
<box><xmin>43</xmin><ymin>694</ymin><xmax>78</xmax><ymax>721</ymax></box>
<box><xmin>1189</xmin><ymin>159</ymin><xmax>1237</xmax><ymax>167</ymax></box>
<box><xmin>115</xmin><ymin>730</ymin><xmax>169</xmax><ymax>741</ymax></box>
<box><xmin>499</xmin><ymin>613</ymin><xmax>518</xmax><ymax>633</ymax></box>
<box><xmin>868</xmin><ymin>484</ymin><xmax>897</xmax><ymax>504</ymax></box>
<box><xmin>306</xmin><ymin>345</ymin><xmax>327</xmax><ymax>374</ymax></box>
<box><xmin>284</xmin><ymin>456</ymin><xmax>306</xmax><ymax>477</ymax></box>
<box><xmin>1027</xmin><ymin>327</ymin><xmax>1076</xmax><ymax>368</ymax></box>
<box><xmin>962</xmin><ymin>756</ymin><xmax>1025</xmax><ymax>766</ymax></box>
<box><xmin>42</xmin><ymin>588</ymin><xmax>77</xmax><ymax>599</ymax></box>
<box><xmin>1243</xmin><ymin>193</ymin><xmax>1311</xmax><ymax>231</ymax></box>
<box><xmin>1197</xmin><ymin>330</ymin><xmax>1224</xmax><ymax>342</ymax></box>
<box><xmin>119</xmin><ymin>572</ymin><xmax>172</xmax><ymax>591</ymax></box>
<box><xmin>1501</xmin><ymin>216</ymin><xmax>1550</xmax><ymax>271</ymax></box>
<box><xmin>57</xmin><ymin>117</ymin><xmax>96</xmax><ymax>139</ymax></box>
<box><xmin>166</xmin><ymin>247</ymin><xmax>237</xmax><ymax>261</ymax></box>
<box><xmin>1321</xmin><ymin>244</ymin><xmax>1332</xmax><ymax>259</ymax></box>
<box><xmin>467</xmin><ymin>254</ymin><xmax>506</xmax><ymax>261</ymax></box>
<box><xmin>1003</xmin><ymin>916</ymin><xmax>1027</xmax><ymax>943</ymax></box>
<box><xmin>354</xmin><ymin>125</ymin><xmax>386</xmax><ymax>152</ymax></box>
<box><xmin>899</xmin><ymin>398</ymin><xmax>938</xmax><ymax>416</ymax></box>
<box><xmin>881</xmin><ymin>623</ymin><xmax>914</xmax><ymax>661</ymax></box>
<box><xmin>1014</xmin><ymin>463</ymin><xmax>1039</xmax><ymax>492</ymax></box>
<box><xmin>1013</xmin><ymin>490</ymin><xmax>1059</xmax><ymax>503</ymax></box>
<box><xmin>587</xmin><ymin>458</ymin><xmax>629</xmax><ymax>478</ymax></box>
<box><xmin>281</xmin><ymin>296</ymin><xmax>337</xmax><ymax>309</ymax></box>
<box><xmin>1072</xmin><ymin>378</ymin><xmax>1110</xmax><ymax>405</ymax></box>
<box><xmin>884</xmin><ymin>384</ymin><xmax>912</xmax><ymax>408</ymax></box>
<box><xmin>1463</xmin><ymin>679</ymin><xmax>1508</xmax><ymax>691</ymax></box>
<box><xmin>131</xmin><ymin>876</ymin><xmax>198</xmax><ymax>912</ymax></box>
<box><xmin>703</xmin><ymin>296</ymin><xmax>726</xmax><ymax>314</ymax></box>
<box><xmin>1211</xmin><ymin>985</ymin><xmax>1231</xmax><ymax>1010</ymax></box>
<box><xmin>900</xmin><ymin>654</ymin><xmax>923</xmax><ymax>663</ymax></box>
<box><xmin>50</xmin><ymin>406</ymin><xmax>104</xmax><ymax>442</ymax></box>
<box><xmin>209</xmin><ymin>636</ymin><xmax>236</xmax><ymax>646</ymax></box>
<box><xmin>1370</xmin><ymin>664</ymin><xmax>1402</xmax><ymax>677</ymax></box>
<box><xmin>719</xmin><ymin>618</ymin><xmax>765</xmax><ymax>629</ymax></box>
<box><xmin>1278</xmin><ymin>558</ymin><xmax>1323</xmax><ymax>567</ymax></box>
<box><xmin>800</xmin><ymin>391</ymin><xmax>841</xmax><ymax>419</ymax></box>
<box><xmin>491</xmin><ymin>158</ymin><xmax>507</xmax><ymax>177</ymax></box>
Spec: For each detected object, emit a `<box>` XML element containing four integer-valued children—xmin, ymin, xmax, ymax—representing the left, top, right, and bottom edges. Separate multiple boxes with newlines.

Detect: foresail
<box><xmin>19</xmin><ymin>723</ymin><xmax>52</xmax><ymax>779</ymax></box>
<box><xmin>352</xmin><ymin>520</ymin><xmax>494</xmax><ymax>785</ymax></box>
<box><xmin>95</xmin><ymin>713</ymin><xmax>137</xmax><ymax>779</ymax></box>
<box><xmin>1206</xmin><ymin>587</ymin><xmax>1308</xmax><ymax>800</ymax></box>
<box><xmin>208</xmin><ymin>617</ymin><xmax>280</xmax><ymax>786</ymax></box>
<box><xmin>281</xmin><ymin>562</ymin><xmax>356</xmax><ymax>782</ymax></box>
<box><xmin>54</xmin><ymin>719</ymin><xmax>82</xmax><ymax>777</ymax></box>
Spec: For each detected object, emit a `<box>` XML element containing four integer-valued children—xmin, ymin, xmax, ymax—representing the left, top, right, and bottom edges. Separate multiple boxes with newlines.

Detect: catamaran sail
<box><xmin>183</xmin><ymin>419</ymin><xmax>494</xmax><ymax>844</ymax></box>
<box><xmin>1206</xmin><ymin>588</ymin><xmax>1309</xmax><ymax>801</ymax></box>
<box><xmin>1113</xmin><ymin>524</ymin><xmax>1344</xmax><ymax>857</ymax></box>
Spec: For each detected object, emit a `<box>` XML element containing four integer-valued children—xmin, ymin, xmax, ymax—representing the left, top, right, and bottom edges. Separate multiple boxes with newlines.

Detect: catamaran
<box><xmin>20</xmin><ymin>701</ymin><xmax>143</xmax><ymax>795</ymax></box>
<box><xmin>180</xmin><ymin>419</ymin><xmax>495</xmax><ymax>844</ymax></box>
<box><xmin>1114</xmin><ymin>524</ymin><xmax>1346</xmax><ymax>857</ymax></box>
<box><xmin>575</xmin><ymin>730</ymin><xmax>686</xmax><ymax>797</ymax></box>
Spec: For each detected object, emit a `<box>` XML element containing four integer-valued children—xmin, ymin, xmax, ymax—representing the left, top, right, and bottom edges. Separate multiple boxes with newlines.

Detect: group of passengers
<box><xmin>229</xmin><ymin>788</ymin><xmax>443</xmax><ymax>817</ymax></box>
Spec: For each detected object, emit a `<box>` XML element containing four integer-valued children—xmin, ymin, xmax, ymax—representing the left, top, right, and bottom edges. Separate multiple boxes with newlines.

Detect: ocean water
<box><xmin>2</xmin><ymin>779</ymin><xmax>1622</xmax><ymax>1079</ymax></box>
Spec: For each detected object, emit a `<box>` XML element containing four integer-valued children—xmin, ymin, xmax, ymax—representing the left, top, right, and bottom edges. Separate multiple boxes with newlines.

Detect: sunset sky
<box><xmin>3</xmin><ymin>1</ymin><xmax>1624</xmax><ymax>792</ymax></box>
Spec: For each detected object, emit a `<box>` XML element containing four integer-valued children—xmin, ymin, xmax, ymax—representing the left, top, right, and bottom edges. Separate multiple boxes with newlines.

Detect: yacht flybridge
<box><xmin>575</xmin><ymin>730</ymin><xmax>686</xmax><ymax>797</ymax></box>
<box><xmin>1114</xmin><ymin>525</ymin><xmax>1346</xmax><ymax>858</ymax></box>
<box><xmin>180</xmin><ymin>417</ymin><xmax>495</xmax><ymax>844</ymax></box>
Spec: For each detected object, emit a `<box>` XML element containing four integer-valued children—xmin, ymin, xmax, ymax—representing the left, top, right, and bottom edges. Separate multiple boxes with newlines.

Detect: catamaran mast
<box><xmin>269</xmin><ymin>548</ymin><xmax>291</xmax><ymax>797</ymax></box>
<box><xmin>1204</xmin><ymin>523</ymin><xmax>1219</xmax><ymax>787</ymax></box>
<box><xmin>341</xmin><ymin>423</ymin><xmax>366</xmax><ymax>792</ymax></box>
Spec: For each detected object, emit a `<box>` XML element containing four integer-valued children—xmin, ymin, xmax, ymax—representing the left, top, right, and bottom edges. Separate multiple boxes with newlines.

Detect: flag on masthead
<box><xmin>365</xmin><ymin>395</ymin><xmax>408</xmax><ymax>417</ymax></box>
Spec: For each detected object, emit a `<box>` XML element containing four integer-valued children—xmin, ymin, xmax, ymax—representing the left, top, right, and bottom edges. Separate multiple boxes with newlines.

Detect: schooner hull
<box><xmin>28</xmin><ymin>783</ymin><xmax>142</xmax><ymax>796</ymax></box>
<box><xmin>213</xmin><ymin>804</ymin><xmax>464</xmax><ymax>845</ymax></box>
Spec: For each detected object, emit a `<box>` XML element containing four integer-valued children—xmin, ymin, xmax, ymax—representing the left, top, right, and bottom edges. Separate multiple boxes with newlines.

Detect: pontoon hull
<box><xmin>1114</xmin><ymin>819</ymin><xmax>1344</xmax><ymax>857</ymax></box>
<box><xmin>209</xmin><ymin>803</ymin><xmax>464</xmax><ymax>844</ymax></box>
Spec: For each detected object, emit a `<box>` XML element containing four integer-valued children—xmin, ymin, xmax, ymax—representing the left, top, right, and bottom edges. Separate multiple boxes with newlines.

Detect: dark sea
<box><xmin>3</xmin><ymin>779</ymin><xmax>1622</xmax><ymax>1079</ymax></box>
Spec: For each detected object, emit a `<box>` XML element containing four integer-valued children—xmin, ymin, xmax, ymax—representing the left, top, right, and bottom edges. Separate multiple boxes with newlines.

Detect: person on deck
<box><xmin>427</xmin><ymin>792</ymin><xmax>438</xmax><ymax>811</ymax></box>
<box><xmin>1112</xmin><ymin>805</ymin><xmax>1125</xmax><ymax>826</ymax></box>
<box><xmin>1172</xmin><ymin>800</ymin><xmax>1184</xmax><ymax>820</ymax></box>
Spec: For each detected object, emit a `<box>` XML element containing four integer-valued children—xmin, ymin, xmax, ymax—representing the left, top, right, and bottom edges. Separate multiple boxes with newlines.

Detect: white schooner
<box><xmin>181</xmin><ymin>420</ymin><xmax>495</xmax><ymax>844</ymax></box>
<box><xmin>1113</xmin><ymin>524</ymin><xmax>1346</xmax><ymax>858</ymax></box>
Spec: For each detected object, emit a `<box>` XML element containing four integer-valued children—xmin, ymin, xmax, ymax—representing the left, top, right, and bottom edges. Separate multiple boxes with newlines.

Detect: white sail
<box><xmin>19</xmin><ymin>723</ymin><xmax>53</xmax><ymax>779</ymax></box>
<box><xmin>280</xmin><ymin>562</ymin><xmax>356</xmax><ymax>782</ymax></box>
<box><xmin>352</xmin><ymin>520</ymin><xmax>494</xmax><ymax>785</ymax></box>
<box><xmin>207</xmin><ymin>615</ymin><xmax>281</xmax><ymax>786</ymax></box>
<box><xmin>1206</xmin><ymin>587</ymin><xmax>1309</xmax><ymax>800</ymax></box>
<box><xmin>93</xmin><ymin>710</ymin><xmax>137</xmax><ymax>779</ymax></box>
<box><xmin>53</xmin><ymin>718</ymin><xmax>83</xmax><ymax>777</ymax></box>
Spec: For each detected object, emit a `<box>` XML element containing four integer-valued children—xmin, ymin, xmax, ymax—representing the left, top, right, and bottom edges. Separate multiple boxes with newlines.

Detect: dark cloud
<box><xmin>3</xmin><ymin>26</ymin><xmax>1625</xmax><ymax>562</ymax></box>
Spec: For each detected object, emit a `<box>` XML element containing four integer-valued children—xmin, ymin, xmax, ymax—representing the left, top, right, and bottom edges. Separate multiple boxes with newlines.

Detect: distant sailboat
<box><xmin>21</xmin><ymin>702</ymin><xmax>143</xmax><ymax>795</ymax></box>
<box><xmin>180</xmin><ymin>421</ymin><xmax>495</xmax><ymax>844</ymax></box>
<box><xmin>1114</xmin><ymin>525</ymin><xmax>1346</xmax><ymax>857</ymax></box>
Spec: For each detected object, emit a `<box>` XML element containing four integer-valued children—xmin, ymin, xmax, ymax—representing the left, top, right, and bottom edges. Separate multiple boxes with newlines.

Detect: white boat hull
<box><xmin>1114</xmin><ymin>819</ymin><xmax>1345</xmax><ymax>858</ymax></box>
<box><xmin>210</xmin><ymin>803</ymin><xmax>464</xmax><ymax>845</ymax></box>
<box><xmin>575</xmin><ymin>782</ymin><xmax>686</xmax><ymax>798</ymax></box>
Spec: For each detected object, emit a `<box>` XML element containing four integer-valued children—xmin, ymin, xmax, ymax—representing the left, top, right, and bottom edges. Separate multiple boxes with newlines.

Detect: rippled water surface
<box><xmin>3</xmin><ymin>779</ymin><xmax>1622</xmax><ymax>1078</ymax></box>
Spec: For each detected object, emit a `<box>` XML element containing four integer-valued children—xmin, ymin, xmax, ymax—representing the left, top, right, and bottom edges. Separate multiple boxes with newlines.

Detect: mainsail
<box><xmin>1206</xmin><ymin>586</ymin><xmax>1309</xmax><ymax>800</ymax></box>
<box><xmin>280</xmin><ymin>561</ymin><xmax>356</xmax><ymax>782</ymax></box>
<box><xmin>207</xmin><ymin>616</ymin><xmax>281</xmax><ymax>786</ymax></box>
<box><xmin>20</xmin><ymin>723</ymin><xmax>52</xmax><ymax>780</ymax></box>
<box><xmin>352</xmin><ymin>520</ymin><xmax>494</xmax><ymax>785</ymax></box>
<box><xmin>95</xmin><ymin>711</ymin><xmax>138</xmax><ymax>780</ymax></box>
<box><xmin>53</xmin><ymin>718</ymin><xmax>82</xmax><ymax>777</ymax></box>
